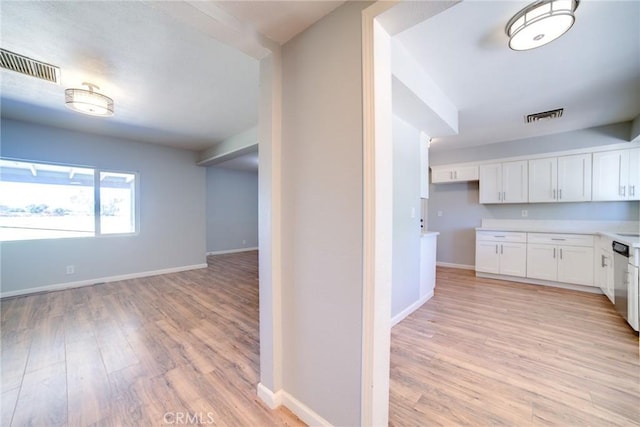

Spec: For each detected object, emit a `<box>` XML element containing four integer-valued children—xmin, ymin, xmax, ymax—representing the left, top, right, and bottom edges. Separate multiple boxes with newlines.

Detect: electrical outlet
<box><xmin>437</xmin><ymin>210</ymin><xmax>443</xmax><ymax>217</ymax></box>
<box><xmin>66</xmin><ymin>265</ymin><xmax>75</xmax><ymax>275</ymax></box>
<box><xmin>521</xmin><ymin>209</ymin><xmax>528</xmax><ymax>217</ymax></box>
<box><xmin>242</xmin><ymin>240</ymin><xmax>247</xmax><ymax>245</ymax></box>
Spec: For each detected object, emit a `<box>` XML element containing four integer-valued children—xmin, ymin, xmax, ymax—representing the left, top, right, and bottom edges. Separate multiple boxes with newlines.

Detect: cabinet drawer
<box><xmin>476</xmin><ymin>231</ymin><xmax>527</xmax><ymax>243</ymax></box>
<box><xmin>527</xmin><ymin>233</ymin><xmax>594</xmax><ymax>247</ymax></box>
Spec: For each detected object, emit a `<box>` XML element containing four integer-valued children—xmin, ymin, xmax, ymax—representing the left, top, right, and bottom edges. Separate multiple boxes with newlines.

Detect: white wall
<box><xmin>391</xmin><ymin>116</ymin><xmax>421</xmax><ymax>317</ymax></box>
<box><xmin>279</xmin><ymin>2</ymin><xmax>367</xmax><ymax>425</ymax></box>
<box><xmin>206</xmin><ymin>167</ymin><xmax>258</xmax><ymax>253</ymax></box>
<box><xmin>428</xmin><ymin>122</ymin><xmax>640</xmax><ymax>267</ymax></box>
<box><xmin>1</xmin><ymin>118</ymin><xmax>206</xmax><ymax>295</ymax></box>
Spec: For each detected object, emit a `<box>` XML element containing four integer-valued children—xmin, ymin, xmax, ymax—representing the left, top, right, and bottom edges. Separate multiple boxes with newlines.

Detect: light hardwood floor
<box><xmin>3</xmin><ymin>254</ymin><xmax>639</xmax><ymax>426</ymax></box>
<box><xmin>1</xmin><ymin>251</ymin><xmax>303</xmax><ymax>427</ymax></box>
<box><xmin>390</xmin><ymin>267</ymin><xmax>640</xmax><ymax>426</ymax></box>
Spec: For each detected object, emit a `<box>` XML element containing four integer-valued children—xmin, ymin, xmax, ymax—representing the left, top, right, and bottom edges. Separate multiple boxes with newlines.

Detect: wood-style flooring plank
<box><xmin>11</xmin><ymin>362</ymin><xmax>67</xmax><ymax>426</ymax></box>
<box><xmin>24</xmin><ymin>314</ymin><xmax>65</xmax><ymax>373</ymax></box>
<box><xmin>390</xmin><ymin>267</ymin><xmax>640</xmax><ymax>427</ymax></box>
<box><xmin>1</xmin><ymin>251</ymin><xmax>303</xmax><ymax>427</ymax></box>
<box><xmin>6</xmin><ymin>254</ymin><xmax>636</xmax><ymax>426</ymax></box>
<box><xmin>1</xmin><ymin>385</ymin><xmax>20</xmax><ymax>427</ymax></box>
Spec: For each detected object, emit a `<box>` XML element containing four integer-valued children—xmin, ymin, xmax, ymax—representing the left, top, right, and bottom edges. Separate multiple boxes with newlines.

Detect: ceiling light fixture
<box><xmin>506</xmin><ymin>0</ymin><xmax>579</xmax><ymax>51</ymax></box>
<box><xmin>65</xmin><ymin>82</ymin><xmax>114</xmax><ymax>117</ymax></box>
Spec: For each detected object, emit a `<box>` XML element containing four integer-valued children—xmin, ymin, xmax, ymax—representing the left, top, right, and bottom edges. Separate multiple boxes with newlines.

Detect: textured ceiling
<box><xmin>0</xmin><ymin>1</ymin><xmax>344</xmax><ymax>153</ymax></box>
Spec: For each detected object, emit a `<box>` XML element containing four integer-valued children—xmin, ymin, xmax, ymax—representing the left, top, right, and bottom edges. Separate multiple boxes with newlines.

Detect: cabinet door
<box><xmin>526</xmin><ymin>244</ymin><xmax>557</xmax><ymax>281</ymax></box>
<box><xmin>431</xmin><ymin>168</ymin><xmax>454</xmax><ymax>183</ymax></box>
<box><xmin>628</xmin><ymin>267</ymin><xmax>639</xmax><ymax>331</ymax></box>
<box><xmin>557</xmin><ymin>246</ymin><xmax>594</xmax><ymax>286</ymax></box>
<box><xmin>529</xmin><ymin>157</ymin><xmax>557</xmax><ymax>203</ymax></box>
<box><xmin>502</xmin><ymin>161</ymin><xmax>528</xmax><ymax>203</ymax></box>
<box><xmin>499</xmin><ymin>242</ymin><xmax>527</xmax><ymax>277</ymax></box>
<box><xmin>557</xmin><ymin>154</ymin><xmax>592</xmax><ymax>202</ymax></box>
<box><xmin>455</xmin><ymin>165</ymin><xmax>479</xmax><ymax>181</ymax></box>
<box><xmin>628</xmin><ymin>148</ymin><xmax>640</xmax><ymax>200</ymax></box>
<box><xmin>479</xmin><ymin>163</ymin><xmax>502</xmax><ymax>203</ymax></box>
<box><xmin>592</xmin><ymin>150</ymin><xmax>625</xmax><ymax>201</ymax></box>
<box><xmin>476</xmin><ymin>241</ymin><xmax>500</xmax><ymax>274</ymax></box>
<box><xmin>598</xmin><ymin>249</ymin><xmax>615</xmax><ymax>303</ymax></box>
<box><xmin>420</xmin><ymin>235</ymin><xmax>437</xmax><ymax>297</ymax></box>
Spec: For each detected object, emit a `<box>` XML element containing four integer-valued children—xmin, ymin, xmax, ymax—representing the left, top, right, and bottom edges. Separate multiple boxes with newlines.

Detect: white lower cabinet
<box><xmin>476</xmin><ymin>231</ymin><xmax>527</xmax><ymax>277</ymax></box>
<box><xmin>420</xmin><ymin>233</ymin><xmax>438</xmax><ymax>297</ymax></box>
<box><xmin>526</xmin><ymin>233</ymin><xmax>594</xmax><ymax>287</ymax></box>
<box><xmin>596</xmin><ymin>237</ymin><xmax>615</xmax><ymax>303</ymax></box>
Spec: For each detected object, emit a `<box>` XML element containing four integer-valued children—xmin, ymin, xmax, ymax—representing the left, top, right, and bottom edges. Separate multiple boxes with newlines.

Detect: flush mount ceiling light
<box><xmin>506</xmin><ymin>0</ymin><xmax>579</xmax><ymax>51</ymax></box>
<box><xmin>65</xmin><ymin>82</ymin><xmax>114</xmax><ymax>117</ymax></box>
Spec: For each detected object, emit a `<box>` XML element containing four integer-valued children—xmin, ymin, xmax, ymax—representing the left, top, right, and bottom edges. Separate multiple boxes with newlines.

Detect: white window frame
<box><xmin>0</xmin><ymin>157</ymin><xmax>139</xmax><ymax>241</ymax></box>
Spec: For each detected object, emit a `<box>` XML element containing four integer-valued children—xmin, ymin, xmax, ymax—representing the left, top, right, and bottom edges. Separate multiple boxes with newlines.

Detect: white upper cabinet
<box><xmin>529</xmin><ymin>154</ymin><xmax>592</xmax><ymax>203</ymax></box>
<box><xmin>431</xmin><ymin>164</ymin><xmax>479</xmax><ymax>183</ymax></box>
<box><xmin>593</xmin><ymin>148</ymin><xmax>640</xmax><ymax>201</ymax></box>
<box><xmin>528</xmin><ymin>157</ymin><xmax>556</xmax><ymax>203</ymax></box>
<box><xmin>557</xmin><ymin>154</ymin><xmax>592</xmax><ymax>202</ymax></box>
<box><xmin>628</xmin><ymin>148</ymin><xmax>640</xmax><ymax>199</ymax></box>
<box><xmin>479</xmin><ymin>161</ymin><xmax>527</xmax><ymax>204</ymax></box>
<box><xmin>479</xmin><ymin>164</ymin><xmax>501</xmax><ymax>203</ymax></box>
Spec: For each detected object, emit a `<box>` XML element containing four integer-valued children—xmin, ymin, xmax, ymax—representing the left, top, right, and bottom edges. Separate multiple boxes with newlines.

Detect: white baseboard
<box><xmin>282</xmin><ymin>391</ymin><xmax>332</xmax><ymax>427</ymax></box>
<box><xmin>476</xmin><ymin>272</ymin><xmax>604</xmax><ymax>294</ymax></box>
<box><xmin>257</xmin><ymin>383</ymin><xmax>282</xmax><ymax>409</ymax></box>
<box><xmin>436</xmin><ymin>261</ymin><xmax>475</xmax><ymax>270</ymax></box>
<box><xmin>206</xmin><ymin>247</ymin><xmax>258</xmax><ymax>256</ymax></box>
<box><xmin>257</xmin><ymin>384</ymin><xmax>332</xmax><ymax>426</ymax></box>
<box><xmin>391</xmin><ymin>291</ymin><xmax>434</xmax><ymax>327</ymax></box>
<box><xmin>0</xmin><ymin>263</ymin><xmax>208</xmax><ymax>299</ymax></box>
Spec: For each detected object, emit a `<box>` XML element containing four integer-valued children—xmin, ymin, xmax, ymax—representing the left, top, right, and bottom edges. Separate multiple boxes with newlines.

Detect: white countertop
<box><xmin>598</xmin><ymin>231</ymin><xmax>640</xmax><ymax>248</ymax></box>
<box><xmin>476</xmin><ymin>219</ymin><xmax>640</xmax><ymax>248</ymax></box>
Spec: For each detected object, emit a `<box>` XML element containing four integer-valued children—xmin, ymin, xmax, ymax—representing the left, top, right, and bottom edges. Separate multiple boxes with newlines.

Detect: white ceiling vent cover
<box><xmin>0</xmin><ymin>48</ymin><xmax>60</xmax><ymax>84</ymax></box>
<box><xmin>525</xmin><ymin>108</ymin><xmax>564</xmax><ymax>123</ymax></box>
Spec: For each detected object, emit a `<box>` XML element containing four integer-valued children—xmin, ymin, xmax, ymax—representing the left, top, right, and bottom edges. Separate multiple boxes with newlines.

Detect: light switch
<box><xmin>411</xmin><ymin>207</ymin><xmax>416</xmax><ymax>218</ymax></box>
<box><xmin>437</xmin><ymin>210</ymin><xmax>443</xmax><ymax>217</ymax></box>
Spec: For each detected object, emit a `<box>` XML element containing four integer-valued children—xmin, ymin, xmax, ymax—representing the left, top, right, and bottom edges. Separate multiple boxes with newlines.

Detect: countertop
<box><xmin>475</xmin><ymin>219</ymin><xmax>639</xmax><ymax>248</ymax></box>
<box><xmin>598</xmin><ymin>231</ymin><xmax>640</xmax><ymax>248</ymax></box>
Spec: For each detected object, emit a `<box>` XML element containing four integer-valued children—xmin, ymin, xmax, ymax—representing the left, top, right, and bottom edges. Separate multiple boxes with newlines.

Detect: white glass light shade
<box><xmin>65</xmin><ymin>83</ymin><xmax>114</xmax><ymax>117</ymax></box>
<box><xmin>506</xmin><ymin>0</ymin><xmax>578</xmax><ymax>51</ymax></box>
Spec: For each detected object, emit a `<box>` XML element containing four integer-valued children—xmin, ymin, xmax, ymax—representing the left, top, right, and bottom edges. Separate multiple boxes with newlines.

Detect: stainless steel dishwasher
<box><xmin>612</xmin><ymin>240</ymin><xmax>639</xmax><ymax>331</ymax></box>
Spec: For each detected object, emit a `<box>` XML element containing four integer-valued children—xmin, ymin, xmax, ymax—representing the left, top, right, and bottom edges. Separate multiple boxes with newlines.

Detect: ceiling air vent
<box><xmin>0</xmin><ymin>48</ymin><xmax>60</xmax><ymax>84</ymax></box>
<box><xmin>525</xmin><ymin>108</ymin><xmax>563</xmax><ymax>123</ymax></box>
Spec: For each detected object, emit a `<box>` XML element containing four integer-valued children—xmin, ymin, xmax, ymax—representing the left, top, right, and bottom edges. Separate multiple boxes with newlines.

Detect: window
<box><xmin>0</xmin><ymin>159</ymin><xmax>137</xmax><ymax>241</ymax></box>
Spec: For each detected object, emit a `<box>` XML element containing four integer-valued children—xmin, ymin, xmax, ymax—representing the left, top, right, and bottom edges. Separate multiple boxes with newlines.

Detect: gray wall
<box><xmin>1</xmin><ymin>118</ymin><xmax>206</xmax><ymax>294</ymax></box>
<box><xmin>428</xmin><ymin>122</ymin><xmax>639</xmax><ymax>266</ymax></box>
<box><xmin>392</xmin><ymin>116</ymin><xmax>421</xmax><ymax>317</ymax></box>
<box><xmin>206</xmin><ymin>166</ymin><xmax>258</xmax><ymax>252</ymax></box>
<box><xmin>430</xmin><ymin>122</ymin><xmax>631</xmax><ymax>166</ymax></box>
<box><xmin>280</xmin><ymin>2</ymin><xmax>366</xmax><ymax>425</ymax></box>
